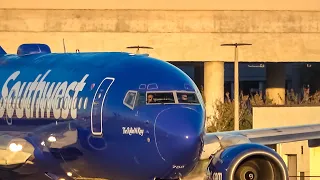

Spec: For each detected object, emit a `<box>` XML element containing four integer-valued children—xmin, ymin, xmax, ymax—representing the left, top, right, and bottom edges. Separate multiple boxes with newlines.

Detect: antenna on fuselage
<box><xmin>62</xmin><ymin>38</ymin><xmax>66</xmax><ymax>53</ymax></box>
<box><xmin>126</xmin><ymin>45</ymin><xmax>153</xmax><ymax>55</ymax></box>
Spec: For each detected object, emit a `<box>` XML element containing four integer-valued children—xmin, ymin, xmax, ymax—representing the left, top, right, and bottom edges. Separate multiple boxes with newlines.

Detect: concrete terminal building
<box><xmin>1</xmin><ymin>0</ymin><xmax>320</xmax><ymax>178</ymax></box>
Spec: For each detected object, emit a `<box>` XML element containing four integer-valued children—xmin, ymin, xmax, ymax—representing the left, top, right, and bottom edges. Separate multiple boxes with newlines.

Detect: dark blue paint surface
<box><xmin>0</xmin><ymin>44</ymin><xmax>205</xmax><ymax>180</ymax></box>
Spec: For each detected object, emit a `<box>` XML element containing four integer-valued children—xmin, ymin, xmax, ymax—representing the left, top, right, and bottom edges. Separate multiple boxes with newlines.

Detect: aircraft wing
<box><xmin>0</xmin><ymin>121</ymin><xmax>78</xmax><ymax>167</ymax></box>
<box><xmin>201</xmin><ymin>123</ymin><xmax>320</xmax><ymax>160</ymax></box>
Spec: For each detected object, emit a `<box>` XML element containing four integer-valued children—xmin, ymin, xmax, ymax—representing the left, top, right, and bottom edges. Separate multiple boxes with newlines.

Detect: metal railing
<box><xmin>289</xmin><ymin>176</ymin><xmax>320</xmax><ymax>180</ymax></box>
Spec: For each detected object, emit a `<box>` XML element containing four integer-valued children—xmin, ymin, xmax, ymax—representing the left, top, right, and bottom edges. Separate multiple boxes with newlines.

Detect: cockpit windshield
<box><xmin>176</xmin><ymin>92</ymin><xmax>199</xmax><ymax>104</ymax></box>
<box><xmin>146</xmin><ymin>91</ymin><xmax>199</xmax><ymax>104</ymax></box>
<box><xmin>146</xmin><ymin>92</ymin><xmax>175</xmax><ymax>104</ymax></box>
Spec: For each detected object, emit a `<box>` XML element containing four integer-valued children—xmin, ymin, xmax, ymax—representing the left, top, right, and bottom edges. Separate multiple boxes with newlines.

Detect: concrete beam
<box><xmin>1</xmin><ymin>0</ymin><xmax>320</xmax><ymax>11</ymax></box>
<box><xmin>1</xmin><ymin>10</ymin><xmax>320</xmax><ymax>33</ymax></box>
<box><xmin>1</xmin><ymin>32</ymin><xmax>320</xmax><ymax>62</ymax></box>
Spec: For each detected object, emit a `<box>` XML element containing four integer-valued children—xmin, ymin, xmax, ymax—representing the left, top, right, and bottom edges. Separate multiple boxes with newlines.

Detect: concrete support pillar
<box><xmin>266</xmin><ymin>63</ymin><xmax>286</xmax><ymax>105</ymax></box>
<box><xmin>204</xmin><ymin>61</ymin><xmax>224</xmax><ymax>120</ymax></box>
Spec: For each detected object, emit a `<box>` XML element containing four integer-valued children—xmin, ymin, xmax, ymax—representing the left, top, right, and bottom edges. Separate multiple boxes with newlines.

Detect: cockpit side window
<box><xmin>123</xmin><ymin>90</ymin><xmax>137</xmax><ymax>110</ymax></box>
<box><xmin>177</xmin><ymin>92</ymin><xmax>199</xmax><ymax>104</ymax></box>
<box><xmin>136</xmin><ymin>92</ymin><xmax>146</xmax><ymax>106</ymax></box>
<box><xmin>146</xmin><ymin>92</ymin><xmax>175</xmax><ymax>104</ymax></box>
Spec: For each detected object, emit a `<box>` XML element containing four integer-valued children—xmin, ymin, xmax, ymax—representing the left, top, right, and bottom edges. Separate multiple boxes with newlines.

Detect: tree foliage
<box><xmin>204</xmin><ymin>88</ymin><xmax>320</xmax><ymax>133</ymax></box>
<box><xmin>205</xmin><ymin>94</ymin><xmax>252</xmax><ymax>133</ymax></box>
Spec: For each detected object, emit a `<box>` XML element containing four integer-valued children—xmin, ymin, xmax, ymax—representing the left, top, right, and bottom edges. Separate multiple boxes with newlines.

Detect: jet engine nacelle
<box><xmin>204</xmin><ymin>143</ymin><xmax>289</xmax><ymax>180</ymax></box>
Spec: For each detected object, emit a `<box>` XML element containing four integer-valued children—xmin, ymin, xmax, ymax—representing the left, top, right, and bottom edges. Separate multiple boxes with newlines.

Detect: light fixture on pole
<box><xmin>126</xmin><ymin>45</ymin><xmax>153</xmax><ymax>55</ymax></box>
<box><xmin>221</xmin><ymin>43</ymin><xmax>252</xmax><ymax>131</ymax></box>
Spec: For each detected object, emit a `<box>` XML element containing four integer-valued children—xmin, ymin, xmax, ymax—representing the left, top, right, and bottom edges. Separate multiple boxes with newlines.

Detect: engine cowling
<box><xmin>204</xmin><ymin>143</ymin><xmax>289</xmax><ymax>180</ymax></box>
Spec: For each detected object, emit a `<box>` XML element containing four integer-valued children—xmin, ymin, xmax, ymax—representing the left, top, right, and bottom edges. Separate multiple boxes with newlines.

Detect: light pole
<box><xmin>221</xmin><ymin>43</ymin><xmax>252</xmax><ymax>131</ymax></box>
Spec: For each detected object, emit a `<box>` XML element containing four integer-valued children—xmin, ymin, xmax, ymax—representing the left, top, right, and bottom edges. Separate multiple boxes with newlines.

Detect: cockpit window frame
<box><xmin>123</xmin><ymin>90</ymin><xmax>138</xmax><ymax>110</ymax></box>
<box><xmin>123</xmin><ymin>90</ymin><xmax>201</xmax><ymax>109</ymax></box>
<box><xmin>146</xmin><ymin>90</ymin><xmax>200</xmax><ymax>105</ymax></box>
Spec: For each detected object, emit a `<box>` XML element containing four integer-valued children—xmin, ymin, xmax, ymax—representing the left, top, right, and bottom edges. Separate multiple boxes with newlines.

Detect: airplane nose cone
<box><xmin>154</xmin><ymin>107</ymin><xmax>204</xmax><ymax>164</ymax></box>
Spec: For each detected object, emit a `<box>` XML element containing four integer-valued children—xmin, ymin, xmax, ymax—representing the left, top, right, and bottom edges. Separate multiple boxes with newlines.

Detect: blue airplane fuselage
<box><xmin>0</xmin><ymin>50</ymin><xmax>205</xmax><ymax>180</ymax></box>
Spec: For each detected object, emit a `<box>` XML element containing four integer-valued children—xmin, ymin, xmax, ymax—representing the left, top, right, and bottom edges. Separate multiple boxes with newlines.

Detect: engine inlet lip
<box><xmin>227</xmin><ymin>150</ymin><xmax>289</xmax><ymax>180</ymax></box>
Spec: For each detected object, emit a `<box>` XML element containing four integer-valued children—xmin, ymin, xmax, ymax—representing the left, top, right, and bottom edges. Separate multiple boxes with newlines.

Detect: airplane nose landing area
<box><xmin>154</xmin><ymin>107</ymin><xmax>204</xmax><ymax>167</ymax></box>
